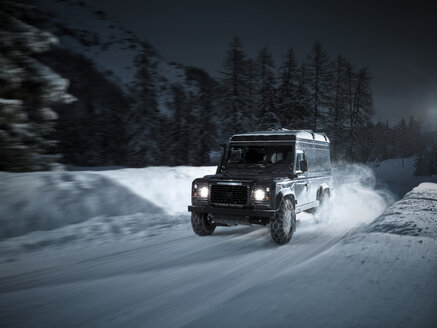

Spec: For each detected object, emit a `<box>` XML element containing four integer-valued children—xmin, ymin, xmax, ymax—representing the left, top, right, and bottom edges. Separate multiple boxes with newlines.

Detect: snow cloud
<box><xmin>326</xmin><ymin>163</ymin><xmax>394</xmax><ymax>230</ymax></box>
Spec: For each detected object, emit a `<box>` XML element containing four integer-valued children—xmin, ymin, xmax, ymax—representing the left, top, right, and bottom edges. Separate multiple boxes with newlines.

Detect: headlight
<box><xmin>193</xmin><ymin>183</ymin><xmax>209</xmax><ymax>199</ymax></box>
<box><xmin>254</xmin><ymin>188</ymin><xmax>266</xmax><ymax>201</ymax></box>
<box><xmin>199</xmin><ymin>186</ymin><xmax>209</xmax><ymax>198</ymax></box>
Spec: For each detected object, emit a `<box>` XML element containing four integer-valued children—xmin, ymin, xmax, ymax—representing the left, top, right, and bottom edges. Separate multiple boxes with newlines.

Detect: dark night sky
<box><xmin>93</xmin><ymin>0</ymin><xmax>437</xmax><ymax>130</ymax></box>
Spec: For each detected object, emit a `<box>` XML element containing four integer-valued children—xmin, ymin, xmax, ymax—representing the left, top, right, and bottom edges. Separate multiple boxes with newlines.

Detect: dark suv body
<box><xmin>188</xmin><ymin>129</ymin><xmax>333</xmax><ymax>244</ymax></box>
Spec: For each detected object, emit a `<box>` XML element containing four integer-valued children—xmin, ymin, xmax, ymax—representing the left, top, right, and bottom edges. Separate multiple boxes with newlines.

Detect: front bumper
<box><xmin>188</xmin><ymin>205</ymin><xmax>277</xmax><ymax>218</ymax></box>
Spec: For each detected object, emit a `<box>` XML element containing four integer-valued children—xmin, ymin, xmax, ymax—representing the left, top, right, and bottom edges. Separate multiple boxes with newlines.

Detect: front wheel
<box><xmin>270</xmin><ymin>198</ymin><xmax>296</xmax><ymax>245</ymax></box>
<box><xmin>191</xmin><ymin>212</ymin><xmax>216</xmax><ymax>236</ymax></box>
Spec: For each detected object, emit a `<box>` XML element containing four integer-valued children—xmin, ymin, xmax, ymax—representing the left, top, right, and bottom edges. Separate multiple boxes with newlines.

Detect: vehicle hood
<box><xmin>203</xmin><ymin>170</ymin><xmax>290</xmax><ymax>183</ymax></box>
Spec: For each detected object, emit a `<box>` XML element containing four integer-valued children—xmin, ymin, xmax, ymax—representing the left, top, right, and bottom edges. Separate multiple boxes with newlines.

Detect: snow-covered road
<box><xmin>1</xmin><ymin>167</ymin><xmax>436</xmax><ymax>327</ymax></box>
<box><xmin>0</xmin><ymin>219</ymin><xmax>351</xmax><ymax>327</ymax></box>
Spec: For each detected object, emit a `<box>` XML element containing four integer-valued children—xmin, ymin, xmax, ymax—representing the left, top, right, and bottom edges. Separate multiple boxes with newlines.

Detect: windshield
<box><xmin>225</xmin><ymin>145</ymin><xmax>294</xmax><ymax>169</ymax></box>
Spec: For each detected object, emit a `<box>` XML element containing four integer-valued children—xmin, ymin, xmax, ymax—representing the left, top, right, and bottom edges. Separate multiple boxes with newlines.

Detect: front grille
<box><xmin>210</xmin><ymin>184</ymin><xmax>249</xmax><ymax>206</ymax></box>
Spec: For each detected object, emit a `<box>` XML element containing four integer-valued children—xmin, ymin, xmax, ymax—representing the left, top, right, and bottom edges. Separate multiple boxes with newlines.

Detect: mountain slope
<box><xmin>32</xmin><ymin>0</ymin><xmax>205</xmax><ymax>117</ymax></box>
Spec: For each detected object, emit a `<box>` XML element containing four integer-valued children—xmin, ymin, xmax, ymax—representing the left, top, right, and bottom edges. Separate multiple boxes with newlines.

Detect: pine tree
<box><xmin>127</xmin><ymin>41</ymin><xmax>160</xmax><ymax>166</ymax></box>
<box><xmin>277</xmin><ymin>48</ymin><xmax>300</xmax><ymax>127</ymax></box>
<box><xmin>256</xmin><ymin>46</ymin><xmax>277</xmax><ymax>130</ymax></box>
<box><xmin>306</xmin><ymin>42</ymin><xmax>333</xmax><ymax>131</ymax></box>
<box><xmin>329</xmin><ymin>55</ymin><xmax>349</xmax><ymax>158</ymax></box>
<box><xmin>0</xmin><ymin>1</ymin><xmax>74</xmax><ymax>171</ymax></box>
<box><xmin>406</xmin><ymin>116</ymin><xmax>423</xmax><ymax>156</ymax></box>
<box><xmin>245</xmin><ymin>58</ymin><xmax>257</xmax><ymax>129</ymax></box>
<box><xmin>218</xmin><ymin>37</ymin><xmax>250</xmax><ymax>136</ymax></box>
<box><xmin>414</xmin><ymin>141</ymin><xmax>437</xmax><ymax>176</ymax></box>
<box><xmin>344</xmin><ymin>66</ymin><xmax>373</xmax><ymax>161</ymax></box>
<box><xmin>169</xmin><ymin>83</ymin><xmax>189</xmax><ymax>165</ymax></box>
<box><xmin>185</xmin><ymin>67</ymin><xmax>217</xmax><ymax>165</ymax></box>
<box><xmin>293</xmin><ymin>63</ymin><xmax>312</xmax><ymax>129</ymax></box>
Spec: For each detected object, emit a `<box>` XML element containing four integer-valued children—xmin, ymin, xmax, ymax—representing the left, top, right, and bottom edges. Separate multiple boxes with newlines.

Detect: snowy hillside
<box><xmin>34</xmin><ymin>0</ymin><xmax>142</xmax><ymax>85</ymax></box>
<box><xmin>33</xmin><ymin>0</ymin><xmax>200</xmax><ymax>117</ymax></box>
<box><xmin>0</xmin><ymin>164</ymin><xmax>436</xmax><ymax>327</ymax></box>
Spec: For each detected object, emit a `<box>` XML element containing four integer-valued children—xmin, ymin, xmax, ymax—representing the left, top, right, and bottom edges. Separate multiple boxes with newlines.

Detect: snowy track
<box><xmin>1</xmin><ymin>167</ymin><xmax>436</xmax><ymax>327</ymax></box>
<box><xmin>0</xmin><ymin>217</ymin><xmax>353</xmax><ymax>327</ymax></box>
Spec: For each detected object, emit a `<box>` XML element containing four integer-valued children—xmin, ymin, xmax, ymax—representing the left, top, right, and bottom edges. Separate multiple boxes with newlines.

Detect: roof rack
<box><xmin>230</xmin><ymin>129</ymin><xmax>330</xmax><ymax>143</ymax></box>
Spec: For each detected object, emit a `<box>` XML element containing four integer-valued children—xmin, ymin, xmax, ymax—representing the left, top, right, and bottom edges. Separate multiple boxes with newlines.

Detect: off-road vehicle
<box><xmin>188</xmin><ymin>129</ymin><xmax>333</xmax><ymax>244</ymax></box>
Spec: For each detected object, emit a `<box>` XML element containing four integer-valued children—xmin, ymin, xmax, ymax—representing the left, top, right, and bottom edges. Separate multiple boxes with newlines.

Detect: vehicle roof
<box><xmin>230</xmin><ymin>129</ymin><xmax>330</xmax><ymax>143</ymax></box>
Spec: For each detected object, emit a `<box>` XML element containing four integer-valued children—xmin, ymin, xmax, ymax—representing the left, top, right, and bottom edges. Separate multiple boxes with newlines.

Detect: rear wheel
<box><xmin>270</xmin><ymin>198</ymin><xmax>296</xmax><ymax>245</ymax></box>
<box><xmin>314</xmin><ymin>191</ymin><xmax>330</xmax><ymax>223</ymax></box>
<box><xmin>191</xmin><ymin>212</ymin><xmax>216</xmax><ymax>236</ymax></box>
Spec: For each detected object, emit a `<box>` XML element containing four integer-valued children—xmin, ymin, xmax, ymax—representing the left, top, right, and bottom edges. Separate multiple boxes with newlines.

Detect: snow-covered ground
<box><xmin>0</xmin><ymin>164</ymin><xmax>436</xmax><ymax>327</ymax></box>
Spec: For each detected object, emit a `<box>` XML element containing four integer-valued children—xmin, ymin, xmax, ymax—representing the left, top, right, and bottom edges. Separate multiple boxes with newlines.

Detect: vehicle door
<box><xmin>293</xmin><ymin>149</ymin><xmax>310</xmax><ymax>205</ymax></box>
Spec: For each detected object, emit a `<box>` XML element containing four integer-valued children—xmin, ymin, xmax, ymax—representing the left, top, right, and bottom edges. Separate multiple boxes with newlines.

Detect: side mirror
<box><xmin>300</xmin><ymin>159</ymin><xmax>308</xmax><ymax>172</ymax></box>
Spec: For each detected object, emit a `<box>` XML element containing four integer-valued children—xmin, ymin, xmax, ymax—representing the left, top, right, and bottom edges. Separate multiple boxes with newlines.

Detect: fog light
<box><xmin>254</xmin><ymin>189</ymin><xmax>266</xmax><ymax>201</ymax></box>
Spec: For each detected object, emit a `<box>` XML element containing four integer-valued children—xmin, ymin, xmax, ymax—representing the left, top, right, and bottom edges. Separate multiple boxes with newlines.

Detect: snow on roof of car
<box><xmin>231</xmin><ymin>129</ymin><xmax>330</xmax><ymax>143</ymax></box>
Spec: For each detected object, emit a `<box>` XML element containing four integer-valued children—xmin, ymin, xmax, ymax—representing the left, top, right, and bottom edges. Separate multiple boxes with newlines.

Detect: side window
<box><xmin>294</xmin><ymin>150</ymin><xmax>305</xmax><ymax>172</ymax></box>
<box><xmin>228</xmin><ymin>147</ymin><xmax>242</xmax><ymax>163</ymax></box>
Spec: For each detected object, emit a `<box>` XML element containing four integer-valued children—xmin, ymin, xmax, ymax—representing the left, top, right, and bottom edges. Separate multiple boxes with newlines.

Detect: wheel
<box><xmin>314</xmin><ymin>191</ymin><xmax>330</xmax><ymax>223</ymax></box>
<box><xmin>191</xmin><ymin>212</ymin><xmax>216</xmax><ymax>236</ymax></box>
<box><xmin>270</xmin><ymin>198</ymin><xmax>296</xmax><ymax>245</ymax></box>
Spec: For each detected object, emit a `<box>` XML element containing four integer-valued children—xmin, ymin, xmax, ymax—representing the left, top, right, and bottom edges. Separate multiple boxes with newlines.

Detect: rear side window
<box><xmin>301</xmin><ymin>146</ymin><xmax>331</xmax><ymax>173</ymax></box>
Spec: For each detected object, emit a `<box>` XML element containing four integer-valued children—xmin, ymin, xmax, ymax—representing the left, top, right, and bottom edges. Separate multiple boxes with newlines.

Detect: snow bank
<box><xmin>0</xmin><ymin>171</ymin><xmax>162</xmax><ymax>239</ymax></box>
<box><xmin>367</xmin><ymin>182</ymin><xmax>437</xmax><ymax>238</ymax></box>
<box><xmin>0</xmin><ymin>166</ymin><xmax>215</xmax><ymax>241</ymax></box>
<box><xmin>0</xmin><ymin>163</ymin><xmax>392</xmax><ymax>242</ymax></box>
<box><xmin>95</xmin><ymin>166</ymin><xmax>216</xmax><ymax>214</ymax></box>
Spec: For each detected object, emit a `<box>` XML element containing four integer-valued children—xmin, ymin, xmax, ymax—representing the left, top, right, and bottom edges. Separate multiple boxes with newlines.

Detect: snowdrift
<box><xmin>95</xmin><ymin>166</ymin><xmax>216</xmax><ymax>214</ymax></box>
<box><xmin>0</xmin><ymin>166</ymin><xmax>215</xmax><ymax>241</ymax></box>
<box><xmin>0</xmin><ymin>171</ymin><xmax>163</xmax><ymax>239</ymax></box>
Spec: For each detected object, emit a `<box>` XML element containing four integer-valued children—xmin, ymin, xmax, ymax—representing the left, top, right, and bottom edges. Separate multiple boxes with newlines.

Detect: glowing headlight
<box><xmin>199</xmin><ymin>186</ymin><xmax>209</xmax><ymax>198</ymax></box>
<box><xmin>254</xmin><ymin>189</ymin><xmax>266</xmax><ymax>201</ymax></box>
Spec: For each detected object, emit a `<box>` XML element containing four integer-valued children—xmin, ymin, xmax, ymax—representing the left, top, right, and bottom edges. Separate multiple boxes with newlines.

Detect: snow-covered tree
<box><xmin>0</xmin><ymin>0</ymin><xmax>74</xmax><ymax>171</ymax></box>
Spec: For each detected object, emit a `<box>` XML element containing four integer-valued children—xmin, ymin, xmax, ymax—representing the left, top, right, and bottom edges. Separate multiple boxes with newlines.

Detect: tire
<box><xmin>191</xmin><ymin>212</ymin><xmax>216</xmax><ymax>236</ymax></box>
<box><xmin>314</xmin><ymin>191</ymin><xmax>330</xmax><ymax>223</ymax></box>
<box><xmin>270</xmin><ymin>198</ymin><xmax>296</xmax><ymax>245</ymax></box>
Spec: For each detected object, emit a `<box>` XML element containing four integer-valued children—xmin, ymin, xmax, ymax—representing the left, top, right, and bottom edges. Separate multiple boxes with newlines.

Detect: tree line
<box><xmin>1</xmin><ymin>6</ymin><xmax>435</xmax><ymax>175</ymax></box>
